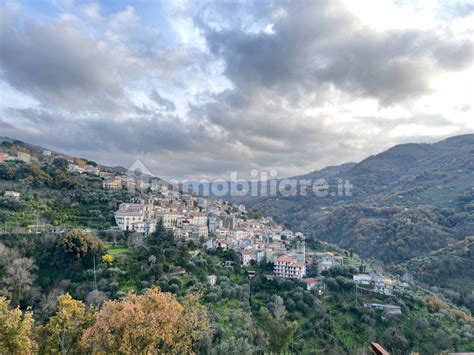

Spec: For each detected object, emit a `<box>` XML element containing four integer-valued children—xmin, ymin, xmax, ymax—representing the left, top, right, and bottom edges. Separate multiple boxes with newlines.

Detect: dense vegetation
<box><xmin>248</xmin><ymin>134</ymin><xmax>474</xmax><ymax>312</ymax></box>
<box><xmin>1</xmin><ymin>225</ymin><xmax>473</xmax><ymax>353</ymax></box>
<box><xmin>0</xmin><ymin>152</ymin><xmax>131</xmax><ymax>230</ymax></box>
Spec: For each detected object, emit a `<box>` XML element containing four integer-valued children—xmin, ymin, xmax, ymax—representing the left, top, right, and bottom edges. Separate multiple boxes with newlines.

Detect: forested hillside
<box><xmin>247</xmin><ymin>134</ymin><xmax>474</xmax><ymax>311</ymax></box>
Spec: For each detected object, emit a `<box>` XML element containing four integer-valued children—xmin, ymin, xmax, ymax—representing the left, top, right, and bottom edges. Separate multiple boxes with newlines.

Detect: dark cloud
<box><xmin>202</xmin><ymin>1</ymin><xmax>473</xmax><ymax>105</ymax></box>
<box><xmin>0</xmin><ymin>17</ymin><xmax>125</xmax><ymax>110</ymax></box>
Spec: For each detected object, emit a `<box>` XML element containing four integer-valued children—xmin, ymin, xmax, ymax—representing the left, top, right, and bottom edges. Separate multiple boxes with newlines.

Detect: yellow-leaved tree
<box><xmin>0</xmin><ymin>297</ymin><xmax>36</xmax><ymax>353</ymax></box>
<box><xmin>42</xmin><ymin>293</ymin><xmax>95</xmax><ymax>355</ymax></box>
<box><xmin>82</xmin><ymin>287</ymin><xmax>211</xmax><ymax>354</ymax></box>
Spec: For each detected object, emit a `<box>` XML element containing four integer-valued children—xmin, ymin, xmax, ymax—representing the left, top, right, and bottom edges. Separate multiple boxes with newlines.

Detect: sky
<box><xmin>0</xmin><ymin>0</ymin><xmax>473</xmax><ymax>180</ymax></box>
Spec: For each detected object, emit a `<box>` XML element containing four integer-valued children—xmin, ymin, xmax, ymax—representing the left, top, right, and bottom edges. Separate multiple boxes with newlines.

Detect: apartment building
<box><xmin>274</xmin><ymin>255</ymin><xmax>306</xmax><ymax>279</ymax></box>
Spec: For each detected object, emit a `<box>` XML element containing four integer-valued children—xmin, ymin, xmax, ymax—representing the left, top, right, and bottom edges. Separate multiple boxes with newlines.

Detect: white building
<box><xmin>156</xmin><ymin>212</ymin><xmax>182</xmax><ymax>228</ymax></box>
<box><xmin>208</xmin><ymin>275</ymin><xmax>217</xmax><ymax>287</ymax></box>
<box><xmin>274</xmin><ymin>255</ymin><xmax>306</xmax><ymax>279</ymax></box>
<box><xmin>68</xmin><ymin>164</ymin><xmax>85</xmax><ymax>174</ymax></box>
<box><xmin>353</xmin><ymin>273</ymin><xmax>394</xmax><ymax>296</ymax></box>
<box><xmin>114</xmin><ymin>203</ymin><xmax>144</xmax><ymax>231</ymax></box>
<box><xmin>353</xmin><ymin>274</ymin><xmax>373</xmax><ymax>285</ymax></box>
<box><xmin>4</xmin><ymin>191</ymin><xmax>20</xmax><ymax>199</ymax></box>
<box><xmin>242</xmin><ymin>249</ymin><xmax>254</xmax><ymax>266</ymax></box>
<box><xmin>132</xmin><ymin>222</ymin><xmax>156</xmax><ymax>235</ymax></box>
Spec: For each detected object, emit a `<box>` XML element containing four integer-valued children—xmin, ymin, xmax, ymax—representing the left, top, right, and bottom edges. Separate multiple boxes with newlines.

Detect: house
<box><xmin>303</xmin><ymin>278</ymin><xmax>325</xmax><ymax>294</ymax></box>
<box><xmin>274</xmin><ymin>255</ymin><xmax>306</xmax><ymax>279</ymax></box>
<box><xmin>319</xmin><ymin>252</ymin><xmax>335</xmax><ymax>271</ymax></box>
<box><xmin>353</xmin><ymin>274</ymin><xmax>373</xmax><ymax>285</ymax></box>
<box><xmin>208</xmin><ymin>275</ymin><xmax>217</xmax><ymax>287</ymax></box>
<box><xmin>4</xmin><ymin>191</ymin><xmax>20</xmax><ymax>199</ymax></box>
<box><xmin>103</xmin><ymin>179</ymin><xmax>122</xmax><ymax>190</ymax></box>
<box><xmin>42</xmin><ymin>150</ymin><xmax>52</xmax><ymax>157</ymax></box>
<box><xmin>17</xmin><ymin>152</ymin><xmax>31</xmax><ymax>163</ymax></box>
<box><xmin>84</xmin><ymin>165</ymin><xmax>100</xmax><ymax>176</ymax></box>
<box><xmin>353</xmin><ymin>273</ymin><xmax>394</xmax><ymax>296</ymax></box>
<box><xmin>364</xmin><ymin>303</ymin><xmax>401</xmax><ymax>315</ymax></box>
<box><xmin>68</xmin><ymin>164</ymin><xmax>85</xmax><ymax>174</ymax></box>
<box><xmin>242</xmin><ymin>249</ymin><xmax>254</xmax><ymax>266</ymax></box>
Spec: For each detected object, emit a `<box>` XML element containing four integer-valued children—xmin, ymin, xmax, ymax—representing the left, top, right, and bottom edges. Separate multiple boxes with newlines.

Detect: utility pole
<box><xmin>93</xmin><ymin>254</ymin><xmax>98</xmax><ymax>290</ymax></box>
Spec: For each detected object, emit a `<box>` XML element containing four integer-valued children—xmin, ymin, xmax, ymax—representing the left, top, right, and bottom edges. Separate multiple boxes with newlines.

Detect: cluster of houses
<box><xmin>112</xmin><ymin>186</ymin><xmax>318</xmax><ymax>280</ymax></box>
<box><xmin>0</xmin><ymin>151</ymin><xmax>34</xmax><ymax>163</ymax></box>
<box><xmin>353</xmin><ymin>273</ymin><xmax>409</xmax><ymax>296</ymax></box>
<box><xmin>0</xmin><ymin>147</ymin><xmax>102</xmax><ymax>176</ymax></box>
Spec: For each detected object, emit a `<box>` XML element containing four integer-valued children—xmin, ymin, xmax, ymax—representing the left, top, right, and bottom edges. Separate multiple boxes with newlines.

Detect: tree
<box><xmin>58</xmin><ymin>230</ymin><xmax>104</xmax><ymax>260</ymax></box>
<box><xmin>43</xmin><ymin>294</ymin><xmax>94</xmax><ymax>355</ymax></box>
<box><xmin>259</xmin><ymin>296</ymin><xmax>298</xmax><ymax>353</ymax></box>
<box><xmin>0</xmin><ymin>297</ymin><xmax>36</xmax><ymax>353</ymax></box>
<box><xmin>85</xmin><ymin>290</ymin><xmax>108</xmax><ymax>307</ymax></box>
<box><xmin>101</xmin><ymin>254</ymin><xmax>114</xmax><ymax>265</ymax></box>
<box><xmin>147</xmin><ymin>219</ymin><xmax>173</xmax><ymax>247</ymax></box>
<box><xmin>82</xmin><ymin>288</ymin><xmax>211</xmax><ymax>354</ymax></box>
<box><xmin>2</xmin><ymin>257</ymin><xmax>36</xmax><ymax>307</ymax></box>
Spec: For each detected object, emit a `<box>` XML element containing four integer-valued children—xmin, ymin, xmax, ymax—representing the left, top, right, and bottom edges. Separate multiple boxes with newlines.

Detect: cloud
<box><xmin>0</xmin><ymin>0</ymin><xmax>472</xmax><ymax>179</ymax></box>
<box><xmin>0</xmin><ymin>13</ymin><xmax>125</xmax><ymax>110</ymax></box>
<box><xmin>202</xmin><ymin>1</ymin><xmax>473</xmax><ymax>106</ymax></box>
<box><xmin>149</xmin><ymin>90</ymin><xmax>176</xmax><ymax>112</ymax></box>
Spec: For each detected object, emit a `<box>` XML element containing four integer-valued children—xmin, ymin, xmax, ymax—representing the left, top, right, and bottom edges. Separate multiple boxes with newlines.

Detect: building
<box><xmin>68</xmin><ymin>164</ymin><xmax>85</xmax><ymax>174</ymax></box>
<box><xmin>295</xmin><ymin>240</ymin><xmax>305</xmax><ymax>264</ymax></box>
<box><xmin>17</xmin><ymin>152</ymin><xmax>31</xmax><ymax>163</ymax></box>
<box><xmin>303</xmin><ymin>278</ymin><xmax>325</xmax><ymax>294</ymax></box>
<box><xmin>4</xmin><ymin>191</ymin><xmax>20</xmax><ymax>199</ymax></box>
<box><xmin>114</xmin><ymin>203</ymin><xmax>144</xmax><ymax>231</ymax></box>
<box><xmin>223</xmin><ymin>215</ymin><xmax>236</xmax><ymax>230</ymax></box>
<box><xmin>208</xmin><ymin>275</ymin><xmax>217</xmax><ymax>287</ymax></box>
<box><xmin>156</xmin><ymin>212</ymin><xmax>182</xmax><ymax>228</ymax></box>
<box><xmin>353</xmin><ymin>273</ymin><xmax>394</xmax><ymax>296</ymax></box>
<box><xmin>353</xmin><ymin>274</ymin><xmax>373</xmax><ymax>285</ymax></box>
<box><xmin>274</xmin><ymin>255</ymin><xmax>306</xmax><ymax>279</ymax></box>
<box><xmin>84</xmin><ymin>165</ymin><xmax>100</xmax><ymax>175</ymax></box>
<box><xmin>43</xmin><ymin>150</ymin><xmax>52</xmax><ymax>157</ymax></box>
<box><xmin>364</xmin><ymin>303</ymin><xmax>401</xmax><ymax>315</ymax></box>
<box><xmin>103</xmin><ymin>179</ymin><xmax>122</xmax><ymax>190</ymax></box>
<box><xmin>318</xmin><ymin>252</ymin><xmax>342</xmax><ymax>271</ymax></box>
<box><xmin>242</xmin><ymin>249</ymin><xmax>254</xmax><ymax>266</ymax></box>
<box><xmin>131</xmin><ymin>222</ymin><xmax>156</xmax><ymax>235</ymax></box>
<box><xmin>190</xmin><ymin>213</ymin><xmax>208</xmax><ymax>226</ymax></box>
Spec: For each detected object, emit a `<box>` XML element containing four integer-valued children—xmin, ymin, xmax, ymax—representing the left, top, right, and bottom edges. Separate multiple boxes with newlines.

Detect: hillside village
<box><xmin>2</xmin><ymin>139</ymin><xmax>406</xmax><ymax>296</ymax></box>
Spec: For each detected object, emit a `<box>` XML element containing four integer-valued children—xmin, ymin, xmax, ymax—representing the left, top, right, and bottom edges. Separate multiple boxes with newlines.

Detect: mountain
<box><xmin>246</xmin><ymin>134</ymin><xmax>474</xmax><ymax>309</ymax></box>
<box><xmin>248</xmin><ymin>134</ymin><xmax>474</xmax><ymax>224</ymax></box>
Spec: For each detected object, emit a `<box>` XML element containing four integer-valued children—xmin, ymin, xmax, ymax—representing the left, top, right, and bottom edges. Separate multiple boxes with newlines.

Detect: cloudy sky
<box><xmin>0</xmin><ymin>0</ymin><xmax>472</xmax><ymax>179</ymax></box>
